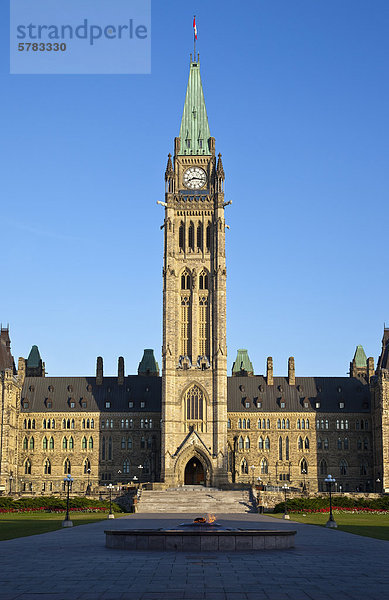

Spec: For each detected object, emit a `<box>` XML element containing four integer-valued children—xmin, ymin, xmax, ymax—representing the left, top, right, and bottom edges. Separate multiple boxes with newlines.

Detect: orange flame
<box><xmin>207</xmin><ymin>513</ymin><xmax>216</xmax><ymax>523</ymax></box>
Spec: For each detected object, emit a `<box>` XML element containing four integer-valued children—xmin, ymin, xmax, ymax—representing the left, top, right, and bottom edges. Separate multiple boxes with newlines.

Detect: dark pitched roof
<box><xmin>227</xmin><ymin>376</ymin><xmax>371</xmax><ymax>413</ymax></box>
<box><xmin>21</xmin><ymin>376</ymin><xmax>162</xmax><ymax>413</ymax></box>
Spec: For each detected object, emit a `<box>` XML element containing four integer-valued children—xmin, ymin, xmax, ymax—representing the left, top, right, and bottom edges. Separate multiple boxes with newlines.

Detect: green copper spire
<box><xmin>353</xmin><ymin>345</ymin><xmax>367</xmax><ymax>368</ymax></box>
<box><xmin>178</xmin><ymin>59</ymin><xmax>211</xmax><ymax>155</ymax></box>
<box><xmin>232</xmin><ymin>349</ymin><xmax>254</xmax><ymax>376</ymax></box>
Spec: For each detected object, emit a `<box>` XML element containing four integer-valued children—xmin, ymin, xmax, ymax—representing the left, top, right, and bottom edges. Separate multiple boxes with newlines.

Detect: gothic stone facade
<box><xmin>1</xmin><ymin>59</ymin><xmax>389</xmax><ymax>495</ymax></box>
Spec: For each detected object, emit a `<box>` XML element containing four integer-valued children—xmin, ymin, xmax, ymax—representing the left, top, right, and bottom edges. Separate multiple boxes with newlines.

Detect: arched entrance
<box><xmin>184</xmin><ymin>457</ymin><xmax>205</xmax><ymax>485</ymax></box>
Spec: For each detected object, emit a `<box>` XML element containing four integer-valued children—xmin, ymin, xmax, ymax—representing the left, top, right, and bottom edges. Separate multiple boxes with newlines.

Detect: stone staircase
<box><xmin>136</xmin><ymin>486</ymin><xmax>255</xmax><ymax>514</ymax></box>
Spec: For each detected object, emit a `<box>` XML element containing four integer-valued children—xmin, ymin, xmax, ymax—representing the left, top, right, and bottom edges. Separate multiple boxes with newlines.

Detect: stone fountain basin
<box><xmin>105</xmin><ymin>528</ymin><xmax>296</xmax><ymax>551</ymax></box>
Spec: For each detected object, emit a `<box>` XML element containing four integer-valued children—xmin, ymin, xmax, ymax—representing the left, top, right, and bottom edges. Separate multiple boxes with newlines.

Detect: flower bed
<box><xmin>0</xmin><ymin>506</ymin><xmax>111</xmax><ymax>514</ymax></box>
<box><xmin>289</xmin><ymin>507</ymin><xmax>389</xmax><ymax>514</ymax></box>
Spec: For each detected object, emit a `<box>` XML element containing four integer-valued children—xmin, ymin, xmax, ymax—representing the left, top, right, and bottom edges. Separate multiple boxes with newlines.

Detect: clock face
<box><xmin>183</xmin><ymin>167</ymin><xmax>207</xmax><ymax>190</ymax></box>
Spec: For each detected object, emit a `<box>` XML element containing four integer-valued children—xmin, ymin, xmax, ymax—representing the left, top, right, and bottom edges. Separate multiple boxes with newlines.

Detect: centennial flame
<box><xmin>192</xmin><ymin>514</ymin><xmax>217</xmax><ymax>525</ymax></box>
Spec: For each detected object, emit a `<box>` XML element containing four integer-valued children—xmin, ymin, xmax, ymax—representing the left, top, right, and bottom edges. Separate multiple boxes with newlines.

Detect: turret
<box><xmin>232</xmin><ymin>349</ymin><xmax>253</xmax><ymax>377</ymax></box>
<box><xmin>138</xmin><ymin>349</ymin><xmax>159</xmax><ymax>376</ymax></box>
<box><xmin>26</xmin><ymin>345</ymin><xmax>44</xmax><ymax>377</ymax></box>
<box><xmin>288</xmin><ymin>357</ymin><xmax>295</xmax><ymax>386</ymax></box>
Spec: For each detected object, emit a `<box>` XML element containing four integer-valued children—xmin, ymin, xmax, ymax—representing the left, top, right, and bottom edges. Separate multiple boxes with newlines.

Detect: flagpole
<box><xmin>193</xmin><ymin>15</ymin><xmax>196</xmax><ymax>61</ymax></box>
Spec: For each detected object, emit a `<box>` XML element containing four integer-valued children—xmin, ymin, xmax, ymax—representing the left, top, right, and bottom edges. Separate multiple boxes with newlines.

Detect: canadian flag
<box><xmin>193</xmin><ymin>16</ymin><xmax>197</xmax><ymax>40</ymax></box>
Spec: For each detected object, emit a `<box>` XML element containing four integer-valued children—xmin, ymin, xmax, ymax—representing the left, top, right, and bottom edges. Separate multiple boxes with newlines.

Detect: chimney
<box><xmin>96</xmin><ymin>356</ymin><xmax>103</xmax><ymax>385</ymax></box>
<box><xmin>288</xmin><ymin>357</ymin><xmax>295</xmax><ymax>386</ymax></box>
<box><xmin>118</xmin><ymin>356</ymin><xmax>124</xmax><ymax>385</ymax></box>
<box><xmin>367</xmin><ymin>357</ymin><xmax>374</xmax><ymax>382</ymax></box>
<box><xmin>266</xmin><ymin>357</ymin><xmax>273</xmax><ymax>386</ymax></box>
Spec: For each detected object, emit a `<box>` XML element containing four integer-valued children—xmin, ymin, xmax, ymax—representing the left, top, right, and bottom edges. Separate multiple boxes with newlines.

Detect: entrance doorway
<box><xmin>184</xmin><ymin>457</ymin><xmax>205</xmax><ymax>485</ymax></box>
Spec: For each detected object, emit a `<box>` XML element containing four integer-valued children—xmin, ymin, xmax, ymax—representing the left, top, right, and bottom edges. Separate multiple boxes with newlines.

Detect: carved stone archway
<box><xmin>174</xmin><ymin>445</ymin><xmax>212</xmax><ymax>487</ymax></box>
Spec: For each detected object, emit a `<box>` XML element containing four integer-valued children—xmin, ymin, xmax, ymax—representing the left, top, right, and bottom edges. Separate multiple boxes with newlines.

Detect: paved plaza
<box><xmin>0</xmin><ymin>512</ymin><xmax>388</xmax><ymax>600</ymax></box>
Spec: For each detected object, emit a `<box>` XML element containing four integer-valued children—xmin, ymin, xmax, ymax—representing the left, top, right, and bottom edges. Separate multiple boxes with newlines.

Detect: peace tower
<box><xmin>161</xmin><ymin>56</ymin><xmax>229</xmax><ymax>486</ymax></box>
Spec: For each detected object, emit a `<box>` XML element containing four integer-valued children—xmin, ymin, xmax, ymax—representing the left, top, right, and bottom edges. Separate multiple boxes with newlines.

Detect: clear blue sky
<box><xmin>1</xmin><ymin>1</ymin><xmax>388</xmax><ymax>377</ymax></box>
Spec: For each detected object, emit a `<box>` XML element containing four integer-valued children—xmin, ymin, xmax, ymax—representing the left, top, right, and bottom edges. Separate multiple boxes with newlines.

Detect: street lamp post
<box><xmin>9</xmin><ymin>474</ymin><xmax>13</xmax><ymax>495</ymax></box>
<box><xmin>324</xmin><ymin>474</ymin><xmax>337</xmax><ymax>528</ymax></box>
<box><xmin>62</xmin><ymin>474</ymin><xmax>74</xmax><ymax>528</ymax></box>
<box><xmin>86</xmin><ymin>468</ymin><xmax>91</xmax><ymax>494</ymax></box>
<box><xmin>282</xmin><ymin>484</ymin><xmax>290</xmax><ymax>520</ymax></box>
<box><xmin>376</xmin><ymin>478</ymin><xmax>381</xmax><ymax>493</ymax></box>
<box><xmin>107</xmin><ymin>483</ymin><xmax>115</xmax><ymax>519</ymax></box>
<box><xmin>301</xmin><ymin>468</ymin><xmax>307</xmax><ymax>493</ymax></box>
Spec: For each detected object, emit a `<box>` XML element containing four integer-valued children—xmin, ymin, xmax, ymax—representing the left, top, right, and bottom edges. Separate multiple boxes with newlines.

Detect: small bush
<box><xmin>0</xmin><ymin>496</ymin><xmax>124</xmax><ymax>513</ymax></box>
<box><xmin>273</xmin><ymin>495</ymin><xmax>389</xmax><ymax>514</ymax></box>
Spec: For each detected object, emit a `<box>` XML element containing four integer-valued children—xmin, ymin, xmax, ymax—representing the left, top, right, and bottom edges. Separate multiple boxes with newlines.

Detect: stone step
<box><xmin>137</xmin><ymin>487</ymin><xmax>255</xmax><ymax>514</ymax></box>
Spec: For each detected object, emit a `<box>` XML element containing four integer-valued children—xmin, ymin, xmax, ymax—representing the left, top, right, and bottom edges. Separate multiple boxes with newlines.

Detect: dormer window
<box><xmin>128</xmin><ymin>401</ymin><xmax>133</xmax><ymax>409</ymax></box>
<box><xmin>105</xmin><ymin>401</ymin><xmax>111</xmax><ymax>409</ymax></box>
<box><xmin>81</xmin><ymin>399</ymin><xmax>87</xmax><ymax>408</ymax></box>
<box><xmin>280</xmin><ymin>401</ymin><xmax>286</xmax><ymax>409</ymax></box>
<box><xmin>315</xmin><ymin>402</ymin><xmax>321</xmax><ymax>409</ymax></box>
<box><xmin>46</xmin><ymin>399</ymin><xmax>53</xmax><ymax>409</ymax></box>
<box><xmin>23</xmin><ymin>400</ymin><xmax>29</xmax><ymax>409</ymax></box>
<box><xmin>339</xmin><ymin>402</ymin><xmax>345</xmax><ymax>409</ymax></box>
<box><xmin>69</xmin><ymin>399</ymin><xmax>75</xmax><ymax>409</ymax></box>
<box><xmin>245</xmin><ymin>401</ymin><xmax>250</xmax><ymax>409</ymax></box>
<box><xmin>140</xmin><ymin>401</ymin><xmax>145</xmax><ymax>409</ymax></box>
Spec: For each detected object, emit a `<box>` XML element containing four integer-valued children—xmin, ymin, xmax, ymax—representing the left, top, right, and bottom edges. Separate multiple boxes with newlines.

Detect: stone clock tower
<box><xmin>160</xmin><ymin>57</ymin><xmax>228</xmax><ymax>487</ymax></box>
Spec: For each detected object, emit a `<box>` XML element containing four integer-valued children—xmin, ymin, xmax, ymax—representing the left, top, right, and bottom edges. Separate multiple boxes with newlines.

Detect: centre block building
<box><xmin>0</xmin><ymin>57</ymin><xmax>388</xmax><ymax>495</ymax></box>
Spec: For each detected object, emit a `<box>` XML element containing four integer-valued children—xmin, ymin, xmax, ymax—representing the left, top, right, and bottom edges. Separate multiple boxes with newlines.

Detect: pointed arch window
<box><xmin>121</xmin><ymin>437</ymin><xmax>126</xmax><ymax>449</ymax></box>
<box><xmin>298</xmin><ymin>436</ymin><xmax>303</xmax><ymax>450</ymax></box>
<box><xmin>102</xmin><ymin>437</ymin><xmax>106</xmax><ymax>460</ymax></box>
<box><xmin>277</xmin><ymin>419</ymin><xmax>281</xmax><ymax>429</ymax></box>
<box><xmin>304</xmin><ymin>437</ymin><xmax>309</xmax><ymax>449</ymax></box>
<box><xmin>64</xmin><ymin>459</ymin><xmax>71</xmax><ymax>474</ymax></box>
<box><xmin>238</xmin><ymin>418</ymin><xmax>242</xmax><ymax>429</ymax></box>
<box><xmin>197</xmin><ymin>222</ymin><xmax>203</xmax><ymax>250</ymax></box>
<box><xmin>297</xmin><ymin>419</ymin><xmax>301</xmax><ymax>429</ymax></box>
<box><xmin>43</xmin><ymin>437</ymin><xmax>48</xmax><ymax>450</ymax></box>
<box><xmin>181</xmin><ymin>295</ymin><xmax>191</xmax><ymax>357</ymax></box>
<box><xmin>181</xmin><ymin>269</ymin><xmax>191</xmax><ymax>290</ymax></box>
<box><xmin>206</xmin><ymin>222</ymin><xmax>211</xmax><ymax>251</ymax></box>
<box><xmin>84</xmin><ymin>458</ymin><xmax>91</xmax><ymax>474</ymax></box>
<box><xmin>25</xmin><ymin>459</ymin><xmax>31</xmax><ymax>474</ymax></box>
<box><xmin>23</xmin><ymin>437</ymin><xmax>28</xmax><ymax>450</ymax></box>
<box><xmin>241</xmin><ymin>458</ymin><xmax>248</xmax><ymax>474</ymax></box>
<box><xmin>323</xmin><ymin>438</ymin><xmax>329</xmax><ymax>450</ymax></box>
<box><xmin>245</xmin><ymin>436</ymin><xmax>250</xmax><ymax>450</ymax></box>
<box><xmin>198</xmin><ymin>295</ymin><xmax>209</xmax><ymax>357</ymax></box>
<box><xmin>265</xmin><ymin>436</ymin><xmax>270</xmax><ymax>450</ymax></box>
<box><xmin>286</xmin><ymin>419</ymin><xmax>290</xmax><ymax>430</ymax></box>
<box><xmin>306</xmin><ymin>419</ymin><xmax>309</xmax><ymax>429</ymax></box>
<box><xmin>123</xmin><ymin>458</ymin><xmax>130</xmax><ymax>474</ymax></box>
<box><xmin>188</xmin><ymin>222</ymin><xmax>195</xmax><ymax>250</ymax></box>
<box><xmin>242</xmin><ymin>419</ymin><xmax>246</xmax><ymax>429</ymax></box>
<box><xmin>91</xmin><ymin>419</ymin><xmax>94</xmax><ymax>429</ymax></box>
<box><xmin>286</xmin><ymin>436</ymin><xmax>289</xmax><ymax>461</ymax></box>
<box><xmin>267</xmin><ymin>419</ymin><xmax>270</xmax><ymax>429</ymax></box>
<box><xmin>82</xmin><ymin>436</ymin><xmax>87</xmax><ymax>450</ymax></box>
<box><xmin>185</xmin><ymin>385</ymin><xmax>204</xmax><ymax>422</ymax></box>
<box><xmin>127</xmin><ymin>437</ymin><xmax>132</xmax><ymax>449</ymax></box>
<box><xmin>257</xmin><ymin>419</ymin><xmax>261</xmax><ymax>429</ymax></box>
<box><xmin>258</xmin><ymin>436</ymin><xmax>264</xmax><ymax>450</ymax></box>
<box><xmin>317</xmin><ymin>437</ymin><xmax>322</xmax><ymax>450</ymax></box>
<box><xmin>320</xmin><ymin>458</ymin><xmax>327</xmax><ymax>475</ymax></box>
<box><xmin>340</xmin><ymin>459</ymin><xmax>348</xmax><ymax>476</ymax></box>
<box><xmin>108</xmin><ymin>437</ymin><xmax>112</xmax><ymax>460</ymax></box>
<box><xmin>199</xmin><ymin>270</ymin><xmax>208</xmax><ymax>290</ymax></box>
<box><xmin>238</xmin><ymin>436</ymin><xmax>244</xmax><ymax>450</ymax></box>
<box><xmin>301</xmin><ymin>459</ymin><xmax>308</xmax><ymax>474</ymax></box>
<box><xmin>44</xmin><ymin>459</ymin><xmax>51</xmax><ymax>475</ymax></box>
<box><xmin>261</xmin><ymin>458</ymin><xmax>268</xmax><ymax>474</ymax></box>
<box><xmin>278</xmin><ymin>437</ymin><xmax>282</xmax><ymax>460</ymax></box>
<box><xmin>179</xmin><ymin>221</ymin><xmax>185</xmax><ymax>250</ymax></box>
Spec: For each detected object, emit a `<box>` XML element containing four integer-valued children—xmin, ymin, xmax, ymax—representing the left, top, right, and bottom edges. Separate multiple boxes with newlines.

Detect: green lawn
<box><xmin>270</xmin><ymin>512</ymin><xmax>389</xmax><ymax>541</ymax></box>
<box><xmin>0</xmin><ymin>512</ymin><xmax>129</xmax><ymax>541</ymax></box>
